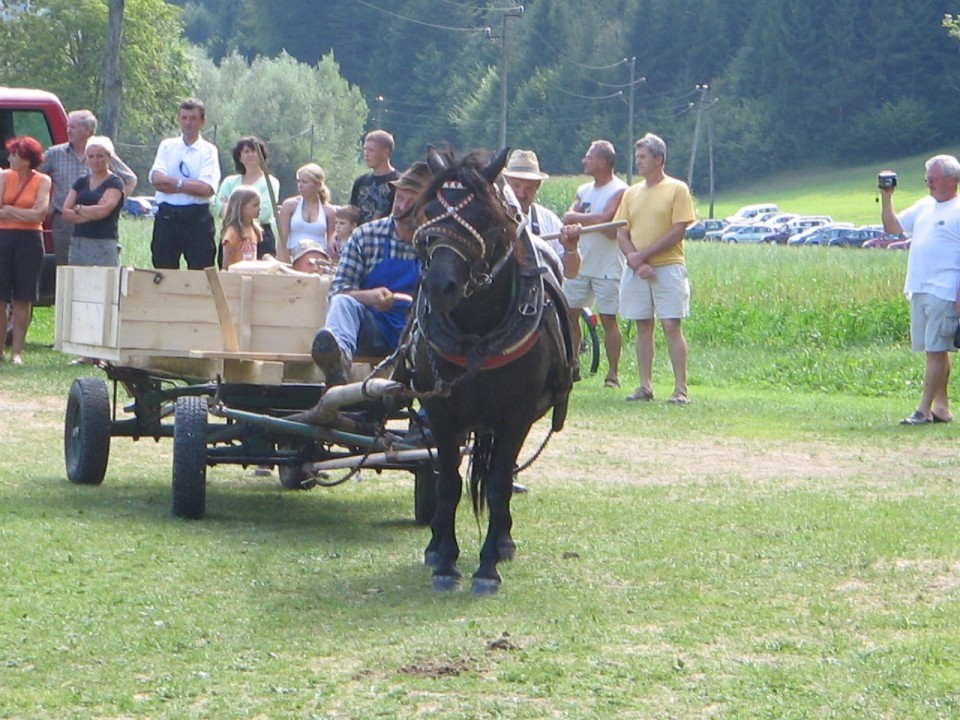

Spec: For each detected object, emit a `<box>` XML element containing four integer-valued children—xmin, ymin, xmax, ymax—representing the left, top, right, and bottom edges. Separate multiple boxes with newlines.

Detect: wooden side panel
<box><xmin>55</xmin><ymin>267</ymin><xmax>331</xmax><ymax>363</ymax></box>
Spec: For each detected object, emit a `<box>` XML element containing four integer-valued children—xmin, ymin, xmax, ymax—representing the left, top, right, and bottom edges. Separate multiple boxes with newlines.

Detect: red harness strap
<box><xmin>436</xmin><ymin>330</ymin><xmax>540</xmax><ymax>370</ymax></box>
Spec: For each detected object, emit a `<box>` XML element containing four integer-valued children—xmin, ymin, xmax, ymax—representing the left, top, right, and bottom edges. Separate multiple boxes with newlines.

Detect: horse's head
<box><xmin>413</xmin><ymin>147</ymin><xmax>519</xmax><ymax>314</ymax></box>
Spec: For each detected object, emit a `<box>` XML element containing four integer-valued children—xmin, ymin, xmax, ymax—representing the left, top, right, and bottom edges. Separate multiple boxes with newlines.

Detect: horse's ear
<box><xmin>427</xmin><ymin>145</ymin><xmax>447</xmax><ymax>174</ymax></box>
<box><xmin>482</xmin><ymin>147</ymin><xmax>510</xmax><ymax>184</ymax></box>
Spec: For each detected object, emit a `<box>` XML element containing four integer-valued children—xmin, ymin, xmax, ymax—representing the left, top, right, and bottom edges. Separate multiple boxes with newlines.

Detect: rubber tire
<box><xmin>64</xmin><ymin>377</ymin><xmax>111</xmax><ymax>485</ymax></box>
<box><xmin>414</xmin><ymin>462</ymin><xmax>439</xmax><ymax>526</ymax></box>
<box><xmin>579</xmin><ymin>310</ymin><xmax>601</xmax><ymax>376</ymax></box>
<box><xmin>172</xmin><ymin>395</ymin><xmax>208</xmax><ymax>519</ymax></box>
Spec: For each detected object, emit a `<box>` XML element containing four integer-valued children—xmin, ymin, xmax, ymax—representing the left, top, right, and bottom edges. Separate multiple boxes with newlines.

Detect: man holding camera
<box><xmin>880</xmin><ymin>155</ymin><xmax>960</xmax><ymax>425</ymax></box>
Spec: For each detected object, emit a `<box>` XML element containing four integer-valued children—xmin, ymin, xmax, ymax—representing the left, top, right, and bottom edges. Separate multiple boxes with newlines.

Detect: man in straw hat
<box><xmin>501</xmin><ymin>148</ymin><xmax>581</xmax><ymax>282</ymax></box>
<box><xmin>311</xmin><ymin>160</ymin><xmax>432</xmax><ymax>386</ymax></box>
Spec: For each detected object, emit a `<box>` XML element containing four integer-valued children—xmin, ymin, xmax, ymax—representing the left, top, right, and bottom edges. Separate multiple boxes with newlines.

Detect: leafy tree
<box><xmin>0</xmin><ymin>0</ymin><xmax>193</xmax><ymax>139</ymax></box>
<box><xmin>193</xmin><ymin>50</ymin><xmax>368</xmax><ymax>202</ymax></box>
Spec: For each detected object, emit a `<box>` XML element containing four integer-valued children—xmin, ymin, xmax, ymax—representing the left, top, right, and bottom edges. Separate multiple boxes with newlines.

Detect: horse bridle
<box><xmin>413</xmin><ymin>180</ymin><xmax>515</xmax><ymax>297</ymax></box>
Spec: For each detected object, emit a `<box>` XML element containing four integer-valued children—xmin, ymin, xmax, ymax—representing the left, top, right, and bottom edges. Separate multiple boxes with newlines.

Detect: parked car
<box><xmin>803</xmin><ymin>223</ymin><xmax>855</xmax><ymax>246</ymax></box>
<box><xmin>828</xmin><ymin>226</ymin><xmax>883</xmax><ymax>248</ymax></box>
<box><xmin>707</xmin><ymin>222</ymin><xmax>751</xmax><ymax>241</ymax></box>
<box><xmin>721</xmin><ymin>223</ymin><xmax>779</xmax><ymax>244</ymax></box>
<box><xmin>725</xmin><ymin>202</ymin><xmax>778</xmax><ymax>224</ymax></box>
<box><xmin>787</xmin><ymin>223</ymin><xmax>839</xmax><ymax>246</ymax></box>
<box><xmin>862</xmin><ymin>232</ymin><xmax>907</xmax><ymax>249</ymax></box>
<box><xmin>124</xmin><ymin>195</ymin><xmax>157</xmax><ymax>218</ymax></box>
<box><xmin>685</xmin><ymin>218</ymin><xmax>728</xmax><ymax>240</ymax></box>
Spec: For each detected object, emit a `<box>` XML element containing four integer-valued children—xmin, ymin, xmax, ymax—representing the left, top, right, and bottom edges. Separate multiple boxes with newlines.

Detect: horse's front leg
<box><xmin>471</xmin><ymin>433</ymin><xmax>524</xmax><ymax>596</ymax></box>
<box><xmin>426</xmin><ymin>437</ymin><xmax>463</xmax><ymax>592</ymax></box>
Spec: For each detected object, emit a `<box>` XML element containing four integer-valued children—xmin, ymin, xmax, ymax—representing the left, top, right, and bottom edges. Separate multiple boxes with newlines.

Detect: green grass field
<box><xmin>1</xmin><ymin>152</ymin><xmax>958</xmax><ymax>718</ymax></box>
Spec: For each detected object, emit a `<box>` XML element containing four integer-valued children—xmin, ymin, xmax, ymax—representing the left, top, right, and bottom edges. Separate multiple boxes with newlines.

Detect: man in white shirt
<box><xmin>149</xmin><ymin>98</ymin><xmax>221</xmax><ymax>269</ymax></box>
<box><xmin>563</xmin><ymin>140</ymin><xmax>628</xmax><ymax>388</ymax></box>
<box><xmin>881</xmin><ymin>154</ymin><xmax>960</xmax><ymax>425</ymax></box>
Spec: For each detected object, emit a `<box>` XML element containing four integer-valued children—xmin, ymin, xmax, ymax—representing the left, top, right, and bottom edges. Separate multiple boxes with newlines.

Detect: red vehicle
<box><xmin>0</xmin><ymin>86</ymin><xmax>69</xmax><ymax>305</ymax></box>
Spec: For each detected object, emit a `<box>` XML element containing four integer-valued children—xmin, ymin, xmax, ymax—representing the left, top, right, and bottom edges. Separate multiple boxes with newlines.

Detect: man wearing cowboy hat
<box><xmin>311</xmin><ymin>161</ymin><xmax>432</xmax><ymax>386</ymax></box>
<box><xmin>501</xmin><ymin>149</ymin><xmax>581</xmax><ymax>281</ymax></box>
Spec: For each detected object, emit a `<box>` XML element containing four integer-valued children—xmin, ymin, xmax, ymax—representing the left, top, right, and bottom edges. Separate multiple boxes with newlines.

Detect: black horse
<box><xmin>409</xmin><ymin>147</ymin><xmax>574</xmax><ymax>595</ymax></box>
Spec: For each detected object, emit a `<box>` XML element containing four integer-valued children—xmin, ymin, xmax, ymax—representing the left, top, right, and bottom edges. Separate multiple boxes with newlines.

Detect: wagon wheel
<box><xmin>579</xmin><ymin>309</ymin><xmax>600</xmax><ymax>376</ymax></box>
<box><xmin>413</xmin><ymin>460</ymin><xmax>438</xmax><ymax>526</ymax></box>
<box><xmin>172</xmin><ymin>395</ymin><xmax>208</xmax><ymax>519</ymax></box>
<box><xmin>64</xmin><ymin>377</ymin><xmax>111</xmax><ymax>485</ymax></box>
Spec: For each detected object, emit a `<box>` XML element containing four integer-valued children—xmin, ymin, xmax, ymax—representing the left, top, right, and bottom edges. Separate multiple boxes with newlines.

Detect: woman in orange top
<box><xmin>0</xmin><ymin>136</ymin><xmax>52</xmax><ymax>365</ymax></box>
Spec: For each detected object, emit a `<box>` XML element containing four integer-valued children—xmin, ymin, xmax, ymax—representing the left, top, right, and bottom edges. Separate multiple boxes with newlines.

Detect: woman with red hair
<box><xmin>0</xmin><ymin>135</ymin><xmax>52</xmax><ymax>365</ymax></box>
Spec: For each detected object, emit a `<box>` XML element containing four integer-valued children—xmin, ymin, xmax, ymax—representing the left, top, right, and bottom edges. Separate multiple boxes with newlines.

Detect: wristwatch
<box><xmin>176</xmin><ymin>178</ymin><xmax>184</xmax><ymax>191</ymax></box>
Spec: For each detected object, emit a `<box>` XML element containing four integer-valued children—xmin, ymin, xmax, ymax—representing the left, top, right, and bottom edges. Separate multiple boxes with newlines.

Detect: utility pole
<box><xmin>687</xmin><ymin>84</ymin><xmax>709</xmax><ymax>188</ymax></box>
<box><xmin>707</xmin><ymin>109</ymin><xmax>716</xmax><ymax>218</ymax></box>
<box><xmin>626</xmin><ymin>56</ymin><xmax>636</xmax><ymax>185</ymax></box>
<box><xmin>488</xmin><ymin>5</ymin><xmax>524</xmax><ymax>149</ymax></box>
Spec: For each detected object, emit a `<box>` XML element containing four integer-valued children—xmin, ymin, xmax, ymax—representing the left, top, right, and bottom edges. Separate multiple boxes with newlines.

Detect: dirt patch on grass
<box><xmin>535</xmin><ymin>425</ymin><xmax>960</xmax><ymax>490</ymax></box>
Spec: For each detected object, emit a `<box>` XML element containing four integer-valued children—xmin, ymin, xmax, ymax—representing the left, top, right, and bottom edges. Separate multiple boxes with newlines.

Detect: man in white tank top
<box><xmin>562</xmin><ymin>140</ymin><xmax>628</xmax><ymax>387</ymax></box>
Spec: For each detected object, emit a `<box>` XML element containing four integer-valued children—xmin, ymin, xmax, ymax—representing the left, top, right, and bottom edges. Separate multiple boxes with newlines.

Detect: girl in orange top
<box><xmin>0</xmin><ymin>135</ymin><xmax>52</xmax><ymax>365</ymax></box>
<box><xmin>220</xmin><ymin>185</ymin><xmax>263</xmax><ymax>268</ymax></box>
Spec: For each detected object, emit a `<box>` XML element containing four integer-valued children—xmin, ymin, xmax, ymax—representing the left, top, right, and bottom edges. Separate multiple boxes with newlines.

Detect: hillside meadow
<box><xmin>2</xmin><ymin>153</ymin><xmax>958</xmax><ymax>717</ymax></box>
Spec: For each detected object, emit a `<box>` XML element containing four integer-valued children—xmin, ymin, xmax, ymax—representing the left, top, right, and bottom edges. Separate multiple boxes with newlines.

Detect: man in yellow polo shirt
<box><xmin>614</xmin><ymin>133</ymin><xmax>696</xmax><ymax>404</ymax></box>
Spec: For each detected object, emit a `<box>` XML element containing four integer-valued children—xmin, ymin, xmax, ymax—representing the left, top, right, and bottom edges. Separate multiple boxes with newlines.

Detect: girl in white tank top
<box><xmin>278</xmin><ymin>162</ymin><xmax>336</xmax><ymax>262</ymax></box>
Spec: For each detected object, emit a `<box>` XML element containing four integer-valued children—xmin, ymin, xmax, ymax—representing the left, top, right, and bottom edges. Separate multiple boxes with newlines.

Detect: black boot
<box><xmin>311</xmin><ymin>329</ymin><xmax>350</xmax><ymax>386</ymax></box>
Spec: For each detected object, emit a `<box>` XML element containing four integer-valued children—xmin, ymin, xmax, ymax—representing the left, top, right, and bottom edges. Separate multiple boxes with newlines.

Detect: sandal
<box><xmin>900</xmin><ymin>410</ymin><xmax>933</xmax><ymax>426</ymax></box>
<box><xmin>625</xmin><ymin>386</ymin><xmax>654</xmax><ymax>402</ymax></box>
<box><xmin>932</xmin><ymin>412</ymin><xmax>954</xmax><ymax>424</ymax></box>
<box><xmin>666</xmin><ymin>391</ymin><xmax>691</xmax><ymax>405</ymax></box>
<box><xmin>603</xmin><ymin>376</ymin><xmax>620</xmax><ymax>388</ymax></box>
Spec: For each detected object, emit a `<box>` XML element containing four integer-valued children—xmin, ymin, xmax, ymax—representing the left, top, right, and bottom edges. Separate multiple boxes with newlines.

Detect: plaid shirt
<box><xmin>40</xmin><ymin>142</ymin><xmax>137</xmax><ymax>211</ymax></box>
<box><xmin>330</xmin><ymin>216</ymin><xmax>420</xmax><ymax>296</ymax></box>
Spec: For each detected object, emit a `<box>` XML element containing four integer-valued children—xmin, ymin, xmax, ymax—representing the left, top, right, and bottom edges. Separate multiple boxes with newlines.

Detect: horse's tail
<box><xmin>469</xmin><ymin>433</ymin><xmax>495</xmax><ymax>516</ymax></box>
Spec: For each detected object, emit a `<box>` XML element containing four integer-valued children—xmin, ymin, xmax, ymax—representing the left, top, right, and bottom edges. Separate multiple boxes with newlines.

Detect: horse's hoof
<box><xmin>432</xmin><ymin>574</ymin><xmax>462</xmax><ymax>592</ymax></box>
<box><xmin>424</xmin><ymin>550</ymin><xmax>439</xmax><ymax>567</ymax></box>
<box><xmin>470</xmin><ymin>577</ymin><xmax>501</xmax><ymax>597</ymax></box>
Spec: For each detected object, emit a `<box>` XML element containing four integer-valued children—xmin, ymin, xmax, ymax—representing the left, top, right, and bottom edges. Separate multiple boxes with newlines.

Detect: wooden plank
<box><xmin>204</xmin><ymin>267</ymin><xmax>240</xmax><ymax>352</ymax></box>
<box><xmin>53</xmin><ymin>266</ymin><xmax>72</xmax><ymax>351</ymax></box>
<box><xmin>221</xmin><ymin>359</ymin><xmax>284</xmax><ymax>385</ymax></box>
<box><xmin>238</xmin><ymin>274</ymin><xmax>253</xmax><ymax>351</ymax></box>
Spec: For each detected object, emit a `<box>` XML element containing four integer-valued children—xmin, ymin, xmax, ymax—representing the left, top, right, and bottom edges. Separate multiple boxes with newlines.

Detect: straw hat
<box><xmin>291</xmin><ymin>239</ymin><xmax>329</xmax><ymax>263</ymax></box>
<box><xmin>501</xmin><ymin>149</ymin><xmax>549</xmax><ymax>180</ymax></box>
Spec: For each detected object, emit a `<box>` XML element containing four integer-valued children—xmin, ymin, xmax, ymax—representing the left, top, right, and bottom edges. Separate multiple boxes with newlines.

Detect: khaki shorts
<box><xmin>619</xmin><ymin>263</ymin><xmax>690</xmax><ymax>321</ymax></box>
<box><xmin>909</xmin><ymin>293</ymin><xmax>959</xmax><ymax>352</ymax></box>
<box><xmin>562</xmin><ymin>274</ymin><xmax>621</xmax><ymax>315</ymax></box>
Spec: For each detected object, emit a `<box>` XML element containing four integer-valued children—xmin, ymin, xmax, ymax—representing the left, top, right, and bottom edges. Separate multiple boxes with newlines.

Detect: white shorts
<box><xmin>909</xmin><ymin>293</ymin><xmax>958</xmax><ymax>352</ymax></box>
<box><xmin>619</xmin><ymin>263</ymin><xmax>690</xmax><ymax>321</ymax></box>
<box><xmin>563</xmin><ymin>274</ymin><xmax>621</xmax><ymax>315</ymax></box>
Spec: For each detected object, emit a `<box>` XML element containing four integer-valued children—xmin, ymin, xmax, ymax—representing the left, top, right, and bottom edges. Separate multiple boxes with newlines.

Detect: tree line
<box><xmin>2</xmin><ymin>0</ymin><xmax>959</xmax><ymax>198</ymax></box>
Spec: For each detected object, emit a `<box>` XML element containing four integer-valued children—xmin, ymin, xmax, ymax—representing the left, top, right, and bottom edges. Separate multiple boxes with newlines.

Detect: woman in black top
<box><xmin>60</xmin><ymin>135</ymin><xmax>125</xmax><ymax>266</ymax></box>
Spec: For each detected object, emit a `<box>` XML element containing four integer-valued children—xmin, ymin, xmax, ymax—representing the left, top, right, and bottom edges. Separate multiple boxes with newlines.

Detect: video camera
<box><xmin>878</xmin><ymin>171</ymin><xmax>898</xmax><ymax>190</ymax></box>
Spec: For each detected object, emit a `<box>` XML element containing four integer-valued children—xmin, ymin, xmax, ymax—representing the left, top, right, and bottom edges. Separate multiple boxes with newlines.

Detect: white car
<box><xmin>707</xmin><ymin>222</ymin><xmax>751</xmax><ymax>241</ymax></box>
<box><xmin>721</xmin><ymin>224</ymin><xmax>779</xmax><ymax>244</ymax></box>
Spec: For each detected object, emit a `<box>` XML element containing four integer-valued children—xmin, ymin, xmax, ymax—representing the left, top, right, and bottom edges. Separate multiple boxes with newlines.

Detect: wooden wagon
<box><xmin>54</xmin><ymin>265</ymin><xmax>437</xmax><ymax>522</ymax></box>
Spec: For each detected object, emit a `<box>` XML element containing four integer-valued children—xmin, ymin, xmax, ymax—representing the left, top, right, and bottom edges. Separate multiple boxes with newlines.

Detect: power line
<box><xmin>543</xmin><ymin>82</ymin><xmax>624</xmax><ymax>101</ymax></box>
<box><xmin>354</xmin><ymin>0</ymin><xmax>487</xmax><ymax>32</ymax></box>
<box><xmin>436</xmin><ymin>0</ymin><xmax>523</xmax><ymax>10</ymax></box>
<box><xmin>529</xmin><ymin>28</ymin><xmax>631</xmax><ymax>73</ymax></box>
